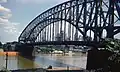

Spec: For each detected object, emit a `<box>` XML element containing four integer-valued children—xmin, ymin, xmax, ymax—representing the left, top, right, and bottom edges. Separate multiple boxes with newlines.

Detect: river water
<box><xmin>0</xmin><ymin>52</ymin><xmax>87</xmax><ymax>70</ymax></box>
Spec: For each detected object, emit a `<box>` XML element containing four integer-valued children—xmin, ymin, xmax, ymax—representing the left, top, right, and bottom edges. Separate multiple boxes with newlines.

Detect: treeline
<box><xmin>0</xmin><ymin>42</ymin><xmax>2</xmax><ymax>48</ymax></box>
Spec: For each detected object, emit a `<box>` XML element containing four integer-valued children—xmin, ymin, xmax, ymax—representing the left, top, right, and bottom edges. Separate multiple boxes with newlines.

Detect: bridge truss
<box><xmin>18</xmin><ymin>0</ymin><xmax>120</xmax><ymax>45</ymax></box>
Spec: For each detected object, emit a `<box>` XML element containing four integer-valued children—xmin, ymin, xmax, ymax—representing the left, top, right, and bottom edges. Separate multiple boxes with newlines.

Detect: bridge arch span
<box><xmin>19</xmin><ymin>0</ymin><xmax>120</xmax><ymax>43</ymax></box>
<box><xmin>18</xmin><ymin>0</ymin><xmax>99</xmax><ymax>43</ymax></box>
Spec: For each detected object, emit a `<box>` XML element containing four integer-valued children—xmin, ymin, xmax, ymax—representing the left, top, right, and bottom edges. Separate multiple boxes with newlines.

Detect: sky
<box><xmin>0</xmin><ymin>0</ymin><xmax>69</xmax><ymax>43</ymax></box>
<box><xmin>0</xmin><ymin>0</ymin><xmax>120</xmax><ymax>43</ymax></box>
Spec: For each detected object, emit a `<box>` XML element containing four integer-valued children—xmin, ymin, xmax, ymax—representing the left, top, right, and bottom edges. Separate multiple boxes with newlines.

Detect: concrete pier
<box><xmin>16</xmin><ymin>44</ymin><xmax>34</xmax><ymax>57</ymax></box>
<box><xmin>86</xmin><ymin>48</ymin><xmax>120</xmax><ymax>72</ymax></box>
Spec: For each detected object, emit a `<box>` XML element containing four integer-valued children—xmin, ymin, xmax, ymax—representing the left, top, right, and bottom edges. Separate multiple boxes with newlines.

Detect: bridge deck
<box><xmin>23</xmin><ymin>41</ymin><xmax>103</xmax><ymax>47</ymax></box>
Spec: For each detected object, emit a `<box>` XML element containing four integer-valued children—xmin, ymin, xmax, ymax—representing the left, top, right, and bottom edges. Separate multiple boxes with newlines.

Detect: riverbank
<box><xmin>11</xmin><ymin>68</ymin><xmax>46</xmax><ymax>72</ymax></box>
<box><xmin>46</xmin><ymin>67</ymin><xmax>84</xmax><ymax>72</ymax></box>
<box><xmin>11</xmin><ymin>67</ymin><xmax>85</xmax><ymax>72</ymax></box>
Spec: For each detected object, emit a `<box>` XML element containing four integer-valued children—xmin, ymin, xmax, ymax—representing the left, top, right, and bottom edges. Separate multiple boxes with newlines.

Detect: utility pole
<box><xmin>6</xmin><ymin>52</ymin><xmax>8</xmax><ymax>69</ymax></box>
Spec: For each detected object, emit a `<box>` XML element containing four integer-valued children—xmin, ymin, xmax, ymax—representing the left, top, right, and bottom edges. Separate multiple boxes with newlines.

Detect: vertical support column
<box><xmin>98</xmin><ymin>0</ymin><xmax>103</xmax><ymax>41</ymax></box>
<box><xmin>50</xmin><ymin>21</ymin><xmax>52</xmax><ymax>41</ymax></box>
<box><xmin>49</xmin><ymin>10</ymin><xmax>52</xmax><ymax>41</ymax></box>
<box><xmin>52</xmin><ymin>24</ymin><xmax>54</xmax><ymax>41</ymax></box>
<box><xmin>87</xmin><ymin>2</ymin><xmax>94</xmax><ymax>41</ymax></box>
<box><xmin>60</xmin><ymin>5</ymin><xmax>63</xmax><ymax>37</ymax></box>
<box><xmin>68</xmin><ymin>2</ymin><xmax>72</xmax><ymax>41</ymax></box>
<box><xmin>47</xmin><ymin>13</ymin><xmax>49</xmax><ymax>41</ymax></box>
<box><xmin>48</xmin><ymin>25</ymin><xmax>50</xmax><ymax>41</ymax></box>
<box><xmin>72</xmin><ymin>6</ymin><xmax>75</xmax><ymax>41</ymax></box>
<box><xmin>83</xmin><ymin>0</ymin><xmax>87</xmax><ymax>41</ymax></box>
<box><xmin>45</xmin><ymin>24</ymin><xmax>46</xmax><ymax>41</ymax></box>
<box><xmin>40</xmin><ymin>31</ymin><xmax>42</xmax><ymax>42</ymax></box>
<box><xmin>94</xmin><ymin>0</ymin><xmax>99</xmax><ymax>42</ymax></box>
<box><xmin>48</xmin><ymin>13</ymin><xmax>50</xmax><ymax>41</ymax></box>
<box><xmin>47</xmin><ymin>26</ymin><xmax>48</xmax><ymax>41</ymax></box>
<box><xmin>64</xmin><ymin>4</ymin><xmax>66</xmax><ymax>41</ymax></box>
<box><xmin>107</xmin><ymin>0</ymin><xmax>114</xmax><ymax>38</ymax></box>
<box><xmin>37</xmin><ymin>33</ymin><xmax>39</xmax><ymax>42</ymax></box>
<box><xmin>75</xmin><ymin>0</ymin><xmax>79</xmax><ymax>41</ymax></box>
<box><xmin>42</xmin><ymin>25</ymin><xmax>44</xmax><ymax>41</ymax></box>
<box><xmin>52</xmin><ymin>11</ymin><xmax>55</xmax><ymax>41</ymax></box>
<box><xmin>56</xmin><ymin>7</ymin><xmax>59</xmax><ymax>37</ymax></box>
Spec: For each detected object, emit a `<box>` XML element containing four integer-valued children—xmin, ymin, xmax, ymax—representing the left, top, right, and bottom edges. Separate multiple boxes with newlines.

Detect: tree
<box><xmin>101</xmin><ymin>38</ymin><xmax>120</xmax><ymax>72</ymax></box>
<box><xmin>103</xmin><ymin>38</ymin><xmax>120</xmax><ymax>52</ymax></box>
<box><xmin>0</xmin><ymin>42</ymin><xmax>2</xmax><ymax>48</ymax></box>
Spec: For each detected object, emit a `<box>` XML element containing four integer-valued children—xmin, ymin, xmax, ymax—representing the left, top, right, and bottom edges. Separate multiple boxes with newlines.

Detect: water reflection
<box><xmin>0</xmin><ymin>52</ymin><xmax>87</xmax><ymax>70</ymax></box>
<box><xmin>0</xmin><ymin>56</ymin><xmax>39</xmax><ymax>70</ymax></box>
<box><xmin>0</xmin><ymin>56</ymin><xmax>5</xmax><ymax>69</ymax></box>
<box><xmin>34</xmin><ymin>52</ymin><xmax>87</xmax><ymax>68</ymax></box>
<box><xmin>17</xmin><ymin>56</ymin><xmax>38</xmax><ymax>69</ymax></box>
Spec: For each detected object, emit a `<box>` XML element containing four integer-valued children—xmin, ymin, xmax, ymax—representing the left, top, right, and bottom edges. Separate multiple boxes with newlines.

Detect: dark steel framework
<box><xmin>19</xmin><ymin>0</ymin><xmax>120</xmax><ymax>45</ymax></box>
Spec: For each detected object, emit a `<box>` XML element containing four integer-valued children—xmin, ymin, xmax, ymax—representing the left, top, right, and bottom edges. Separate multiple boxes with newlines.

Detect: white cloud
<box><xmin>0</xmin><ymin>18</ymin><xmax>19</xmax><ymax>34</ymax></box>
<box><xmin>0</xmin><ymin>4</ymin><xmax>20</xmax><ymax>43</ymax></box>
<box><xmin>0</xmin><ymin>5</ymin><xmax>12</xmax><ymax>19</ymax></box>
<box><xmin>0</xmin><ymin>5</ymin><xmax>10</xmax><ymax>12</ymax></box>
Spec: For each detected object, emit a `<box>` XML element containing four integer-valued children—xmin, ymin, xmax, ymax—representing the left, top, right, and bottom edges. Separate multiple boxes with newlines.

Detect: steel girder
<box><xmin>18</xmin><ymin>0</ymin><xmax>120</xmax><ymax>43</ymax></box>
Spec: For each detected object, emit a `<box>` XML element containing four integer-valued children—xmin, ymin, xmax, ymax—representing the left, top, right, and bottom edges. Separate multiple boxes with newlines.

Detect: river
<box><xmin>0</xmin><ymin>52</ymin><xmax>87</xmax><ymax>70</ymax></box>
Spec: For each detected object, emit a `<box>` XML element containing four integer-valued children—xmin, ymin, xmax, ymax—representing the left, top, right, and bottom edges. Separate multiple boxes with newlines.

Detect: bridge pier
<box><xmin>86</xmin><ymin>48</ymin><xmax>120</xmax><ymax>72</ymax></box>
<box><xmin>86</xmin><ymin>48</ymin><xmax>111</xmax><ymax>71</ymax></box>
<box><xmin>16</xmin><ymin>44</ymin><xmax>34</xmax><ymax>57</ymax></box>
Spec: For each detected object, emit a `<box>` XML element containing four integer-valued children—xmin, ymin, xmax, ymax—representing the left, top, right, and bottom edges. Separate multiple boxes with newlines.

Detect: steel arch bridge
<box><xmin>18</xmin><ymin>0</ymin><xmax>120</xmax><ymax>46</ymax></box>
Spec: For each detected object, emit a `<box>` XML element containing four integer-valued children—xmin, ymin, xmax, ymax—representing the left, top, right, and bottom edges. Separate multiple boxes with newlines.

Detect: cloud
<box><xmin>0</xmin><ymin>5</ymin><xmax>10</xmax><ymax>12</ymax></box>
<box><xmin>0</xmin><ymin>0</ymin><xmax>7</xmax><ymax>3</ymax></box>
<box><xmin>0</xmin><ymin>18</ymin><xmax>20</xmax><ymax>43</ymax></box>
<box><xmin>0</xmin><ymin>5</ymin><xmax>12</xmax><ymax>19</ymax></box>
<box><xmin>0</xmin><ymin>18</ymin><xmax>19</xmax><ymax>34</ymax></box>
<box><xmin>0</xmin><ymin>5</ymin><xmax>20</xmax><ymax>43</ymax></box>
